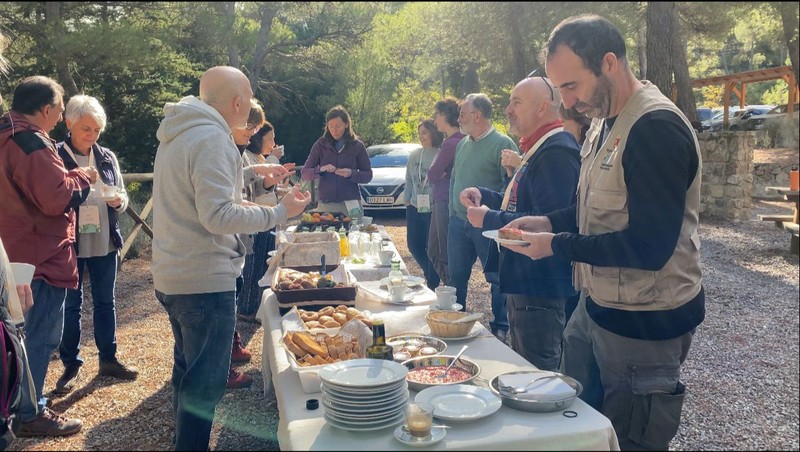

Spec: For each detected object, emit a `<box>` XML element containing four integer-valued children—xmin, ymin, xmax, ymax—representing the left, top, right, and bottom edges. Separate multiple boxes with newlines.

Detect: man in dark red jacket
<box><xmin>0</xmin><ymin>76</ymin><xmax>97</xmax><ymax>437</ymax></box>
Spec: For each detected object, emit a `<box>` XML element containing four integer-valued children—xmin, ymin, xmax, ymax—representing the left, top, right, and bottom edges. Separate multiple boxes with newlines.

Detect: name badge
<box><xmin>78</xmin><ymin>205</ymin><xmax>101</xmax><ymax>234</ymax></box>
<box><xmin>416</xmin><ymin>194</ymin><xmax>431</xmax><ymax>213</ymax></box>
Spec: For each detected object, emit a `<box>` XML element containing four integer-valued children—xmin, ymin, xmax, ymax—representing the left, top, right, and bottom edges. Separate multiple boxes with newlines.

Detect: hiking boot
<box><xmin>53</xmin><ymin>363</ymin><xmax>82</xmax><ymax>395</ymax></box>
<box><xmin>231</xmin><ymin>331</ymin><xmax>252</xmax><ymax>364</ymax></box>
<box><xmin>99</xmin><ymin>358</ymin><xmax>139</xmax><ymax>380</ymax></box>
<box><xmin>16</xmin><ymin>407</ymin><xmax>82</xmax><ymax>437</ymax></box>
<box><xmin>226</xmin><ymin>367</ymin><xmax>254</xmax><ymax>389</ymax></box>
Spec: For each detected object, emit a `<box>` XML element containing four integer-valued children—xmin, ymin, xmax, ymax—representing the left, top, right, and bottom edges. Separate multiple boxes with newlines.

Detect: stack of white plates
<box><xmin>320</xmin><ymin>359</ymin><xmax>409</xmax><ymax>431</ymax></box>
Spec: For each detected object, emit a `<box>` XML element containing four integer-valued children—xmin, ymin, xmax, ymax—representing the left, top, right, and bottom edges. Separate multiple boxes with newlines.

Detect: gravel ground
<box><xmin>9</xmin><ymin>200</ymin><xmax>798</xmax><ymax>451</ymax></box>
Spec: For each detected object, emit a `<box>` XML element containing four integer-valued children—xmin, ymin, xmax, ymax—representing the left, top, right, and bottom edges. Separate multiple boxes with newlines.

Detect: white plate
<box><xmin>322</xmin><ymin>390</ymin><xmax>409</xmax><ymax>412</ymax></box>
<box><xmin>416</xmin><ymin>384</ymin><xmax>502</xmax><ymax>422</ymax></box>
<box><xmin>394</xmin><ymin>424</ymin><xmax>446</xmax><ymax>447</ymax></box>
<box><xmin>319</xmin><ymin>359</ymin><xmax>408</xmax><ymax>388</ymax></box>
<box><xmin>322</xmin><ymin>383</ymin><xmax>407</xmax><ymax>401</ymax></box>
<box><xmin>379</xmin><ymin>275</ymin><xmax>426</xmax><ymax>288</ymax></box>
<box><xmin>324</xmin><ymin>410</ymin><xmax>405</xmax><ymax>432</ymax></box>
<box><xmin>384</xmin><ymin>291</ymin><xmax>416</xmax><ymax>304</ymax></box>
<box><xmin>482</xmin><ymin>229</ymin><xmax>529</xmax><ymax>247</ymax></box>
<box><xmin>420</xmin><ymin>323</ymin><xmax>482</xmax><ymax>341</ymax></box>
<box><xmin>324</xmin><ymin>402</ymin><xmax>406</xmax><ymax>421</ymax></box>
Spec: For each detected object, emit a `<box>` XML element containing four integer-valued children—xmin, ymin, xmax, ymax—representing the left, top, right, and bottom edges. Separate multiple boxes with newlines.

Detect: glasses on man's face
<box><xmin>528</xmin><ymin>69</ymin><xmax>554</xmax><ymax>101</ymax></box>
<box><xmin>458</xmin><ymin>110</ymin><xmax>476</xmax><ymax>119</ymax></box>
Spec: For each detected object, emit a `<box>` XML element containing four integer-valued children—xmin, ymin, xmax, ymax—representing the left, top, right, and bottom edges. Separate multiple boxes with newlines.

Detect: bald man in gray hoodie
<box><xmin>151</xmin><ymin>66</ymin><xmax>310</xmax><ymax>451</ymax></box>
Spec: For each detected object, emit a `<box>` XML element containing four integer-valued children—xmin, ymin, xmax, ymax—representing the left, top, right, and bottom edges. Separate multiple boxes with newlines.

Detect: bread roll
<box><xmin>304</xmin><ymin>320</ymin><xmax>321</xmax><ymax>330</ymax></box>
<box><xmin>332</xmin><ymin>313</ymin><xmax>348</xmax><ymax>325</ymax></box>
<box><xmin>318</xmin><ymin>315</ymin><xmax>334</xmax><ymax>324</ymax></box>
<box><xmin>323</xmin><ymin>320</ymin><xmax>340</xmax><ymax>329</ymax></box>
<box><xmin>335</xmin><ymin>304</ymin><xmax>349</xmax><ymax>312</ymax></box>
<box><xmin>319</xmin><ymin>306</ymin><xmax>335</xmax><ymax>316</ymax></box>
<box><xmin>345</xmin><ymin>307</ymin><xmax>361</xmax><ymax>320</ymax></box>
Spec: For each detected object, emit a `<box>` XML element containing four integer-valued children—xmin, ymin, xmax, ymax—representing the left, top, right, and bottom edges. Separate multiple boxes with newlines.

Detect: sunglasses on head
<box><xmin>528</xmin><ymin>69</ymin><xmax>554</xmax><ymax>101</ymax></box>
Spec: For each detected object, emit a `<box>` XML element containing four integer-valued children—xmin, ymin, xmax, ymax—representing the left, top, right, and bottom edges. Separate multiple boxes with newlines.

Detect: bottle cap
<box><xmin>306</xmin><ymin>399</ymin><xmax>319</xmax><ymax>410</ymax></box>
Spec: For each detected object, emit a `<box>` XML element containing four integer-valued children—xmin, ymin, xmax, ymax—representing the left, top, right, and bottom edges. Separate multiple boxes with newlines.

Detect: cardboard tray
<box><xmin>297</xmin><ymin>220</ymin><xmax>351</xmax><ymax>232</ymax></box>
<box><xmin>272</xmin><ymin>265</ymin><xmax>357</xmax><ymax>313</ymax></box>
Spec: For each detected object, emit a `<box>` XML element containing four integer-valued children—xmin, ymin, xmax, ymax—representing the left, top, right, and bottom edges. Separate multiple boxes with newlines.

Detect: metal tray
<box><xmin>488</xmin><ymin>370</ymin><xmax>582</xmax><ymax>412</ymax></box>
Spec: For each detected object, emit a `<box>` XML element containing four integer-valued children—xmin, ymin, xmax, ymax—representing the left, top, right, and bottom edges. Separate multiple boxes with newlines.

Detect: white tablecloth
<box><xmin>256</xmin><ymin>291</ymin><xmax>620</xmax><ymax>451</ymax></box>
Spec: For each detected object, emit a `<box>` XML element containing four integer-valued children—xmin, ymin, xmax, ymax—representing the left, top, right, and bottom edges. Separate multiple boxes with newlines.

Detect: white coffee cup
<box><xmin>379</xmin><ymin>250</ymin><xmax>395</xmax><ymax>266</ymax></box>
<box><xmin>99</xmin><ymin>183</ymin><xmax>118</xmax><ymax>198</ymax></box>
<box><xmin>434</xmin><ymin>285</ymin><xmax>457</xmax><ymax>310</ymax></box>
<box><xmin>10</xmin><ymin>262</ymin><xmax>35</xmax><ymax>286</ymax></box>
<box><xmin>389</xmin><ymin>284</ymin><xmax>407</xmax><ymax>302</ymax></box>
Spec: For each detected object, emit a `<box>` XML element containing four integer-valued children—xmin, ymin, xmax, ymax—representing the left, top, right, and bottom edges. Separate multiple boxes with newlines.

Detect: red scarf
<box><xmin>518</xmin><ymin>120</ymin><xmax>563</xmax><ymax>154</ymax></box>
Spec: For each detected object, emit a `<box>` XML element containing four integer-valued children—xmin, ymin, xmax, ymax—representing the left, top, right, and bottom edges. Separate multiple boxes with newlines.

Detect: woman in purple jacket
<box><xmin>426</xmin><ymin>97</ymin><xmax>464</xmax><ymax>285</ymax></box>
<box><xmin>301</xmin><ymin>105</ymin><xmax>372</xmax><ymax>216</ymax></box>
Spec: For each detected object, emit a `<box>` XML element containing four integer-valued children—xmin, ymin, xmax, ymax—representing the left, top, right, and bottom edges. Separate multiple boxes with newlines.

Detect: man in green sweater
<box><xmin>448</xmin><ymin>93</ymin><xmax>519</xmax><ymax>341</ymax></box>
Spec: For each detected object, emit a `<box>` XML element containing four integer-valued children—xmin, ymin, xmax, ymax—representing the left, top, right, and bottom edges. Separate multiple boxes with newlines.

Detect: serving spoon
<box><xmin>437</xmin><ymin>345</ymin><xmax>468</xmax><ymax>380</ymax></box>
<box><xmin>498</xmin><ymin>374</ymin><xmax>562</xmax><ymax>394</ymax></box>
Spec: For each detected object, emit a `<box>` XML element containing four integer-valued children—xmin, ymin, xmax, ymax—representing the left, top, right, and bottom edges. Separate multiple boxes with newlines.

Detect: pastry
<box><xmin>498</xmin><ymin>227</ymin><xmax>525</xmax><ymax>240</ymax></box>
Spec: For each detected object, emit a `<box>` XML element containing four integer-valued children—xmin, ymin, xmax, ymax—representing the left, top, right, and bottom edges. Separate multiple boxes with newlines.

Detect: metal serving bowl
<box><xmin>387</xmin><ymin>334</ymin><xmax>447</xmax><ymax>363</ymax></box>
<box><xmin>488</xmin><ymin>370</ymin><xmax>583</xmax><ymax>412</ymax></box>
<box><xmin>400</xmin><ymin>355</ymin><xmax>481</xmax><ymax>392</ymax></box>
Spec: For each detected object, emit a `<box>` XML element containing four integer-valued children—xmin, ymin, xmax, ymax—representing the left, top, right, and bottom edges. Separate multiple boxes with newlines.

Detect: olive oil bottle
<box><xmin>366</xmin><ymin>318</ymin><xmax>394</xmax><ymax>360</ymax></box>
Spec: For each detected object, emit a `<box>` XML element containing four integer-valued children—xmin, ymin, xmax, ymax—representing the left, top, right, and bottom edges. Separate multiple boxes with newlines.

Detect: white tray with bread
<box><xmin>280</xmin><ymin>306</ymin><xmax>374</xmax><ymax>393</ymax></box>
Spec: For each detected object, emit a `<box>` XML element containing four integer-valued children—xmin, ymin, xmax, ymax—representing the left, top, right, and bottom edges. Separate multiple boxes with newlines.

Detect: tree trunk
<box><xmin>462</xmin><ymin>62</ymin><xmax>480</xmax><ymax>96</ymax></box>
<box><xmin>645</xmin><ymin>2</ymin><xmax>674</xmax><ymax>97</ymax></box>
<box><xmin>505</xmin><ymin>3</ymin><xmax>528</xmax><ymax>82</ymax></box>
<box><xmin>776</xmin><ymin>1</ymin><xmax>799</xmax><ymax>86</ymax></box>
<box><xmin>672</xmin><ymin>11</ymin><xmax>697</xmax><ymax>122</ymax></box>
<box><xmin>637</xmin><ymin>26</ymin><xmax>647</xmax><ymax>79</ymax></box>
<box><xmin>44</xmin><ymin>2</ymin><xmax>79</xmax><ymax>96</ymax></box>
<box><xmin>223</xmin><ymin>2</ymin><xmax>240</xmax><ymax>69</ymax></box>
<box><xmin>247</xmin><ymin>2</ymin><xmax>279</xmax><ymax>94</ymax></box>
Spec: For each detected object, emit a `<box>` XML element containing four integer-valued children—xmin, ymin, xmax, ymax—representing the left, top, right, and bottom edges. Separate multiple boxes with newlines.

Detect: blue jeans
<box><xmin>60</xmin><ymin>251</ymin><xmax>119</xmax><ymax>366</ymax></box>
<box><xmin>406</xmin><ymin>205</ymin><xmax>440</xmax><ymax>290</ymax></box>
<box><xmin>20</xmin><ymin>280</ymin><xmax>66</xmax><ymax>420</ymax></box>
<box><xmin>237</xmin><ymin>230</ymin><xmax>271</xmax><ymax>316</ymax></box>
<box><xmin>446</xmin><ymin>216</ymin><xmax>508</xmax><ymax>332</ymax></box>
<box><xmin>156</xmin><ymin>290</ymin><xmax>236</xmax><ymax>452</ymax></box>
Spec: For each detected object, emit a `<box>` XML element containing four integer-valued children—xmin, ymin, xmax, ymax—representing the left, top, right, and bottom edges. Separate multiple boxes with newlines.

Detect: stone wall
<box><xmin>752</xmin><ymin>162</ymin><xmax>796</xmax><ymax>198</ymax></box>
<box><xmin>698</xmin><ymin>132</ymin><xmax>753</xmax><ymax>222</ymax></box>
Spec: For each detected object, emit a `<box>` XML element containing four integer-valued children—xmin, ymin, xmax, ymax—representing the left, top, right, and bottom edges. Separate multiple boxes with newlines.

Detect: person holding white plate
<box><xmin>460</xmin><ymin>76</ymin><xmax>579</xmax><ymax>371</ymax></box>
<box><xmin>55</xmin><ymin>94</ymin><xmax>138</xmax><ymax>395</ymax></box>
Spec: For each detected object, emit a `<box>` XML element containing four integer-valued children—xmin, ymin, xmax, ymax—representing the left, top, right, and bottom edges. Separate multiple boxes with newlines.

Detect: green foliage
<box><xmin>1</xmin><ymin>1</ymin><xmax>796</xmax><ymax>169</ymax></box>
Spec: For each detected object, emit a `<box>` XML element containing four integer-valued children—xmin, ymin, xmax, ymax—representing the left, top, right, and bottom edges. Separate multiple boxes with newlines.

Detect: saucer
<box><xmin>393</xmin><ymin>425</ymin><xmax>446</xmax><ymax>447</ymax></box>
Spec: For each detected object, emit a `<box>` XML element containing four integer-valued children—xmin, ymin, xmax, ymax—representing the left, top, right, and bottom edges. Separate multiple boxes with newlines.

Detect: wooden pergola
<box><xmin>673</xmin><ymin>65</ymin><xmax>798</xmax><ymax>129</ymax></box>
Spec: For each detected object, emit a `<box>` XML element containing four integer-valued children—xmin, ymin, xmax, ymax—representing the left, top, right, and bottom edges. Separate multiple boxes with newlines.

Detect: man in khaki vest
<box><xmin>505</xmin><ymin>15</ymin><xmax>704</xmax><ymax>450</ymax></box>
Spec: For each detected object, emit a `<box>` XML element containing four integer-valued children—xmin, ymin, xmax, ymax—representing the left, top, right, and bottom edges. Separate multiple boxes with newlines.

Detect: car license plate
<box><xmin>367</xmin><ymin>196</ymin><xmax>395</xmax><ymax>204</ymax></box>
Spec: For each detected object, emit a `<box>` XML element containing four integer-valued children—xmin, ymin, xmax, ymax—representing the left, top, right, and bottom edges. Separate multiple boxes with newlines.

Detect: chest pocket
<box><xmin>585</xmin><ymin>188</ymin><xmax>628</xmax><ymax>234</ymax></box>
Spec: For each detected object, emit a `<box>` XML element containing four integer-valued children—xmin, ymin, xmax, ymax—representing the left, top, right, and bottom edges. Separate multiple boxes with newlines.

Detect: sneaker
<box><xmin>226</xmin><ymin>367</ymin><xmax>254</xmax><ymax>389</ymax></box>
<box><xmin>493</xmin><ymin>328</ymin><xmax>509</xmax><ymax>344</ymax></box>
<box><xmin>53</xmin><ymin>363</ymin><xmax>82</xmax><ymax>395</ymax></box>
<box><xmin>16</xmin><ymin>407</ymin><xmax>82</xmax><ymax>437</ymax></box>
<box><xmin>99</xmin><ymin>358</ymin><xmax>139</xmax><ymax>380</ymax></box>
<box><xmin>231</xmin><ymin>331</ymin><xmax>252</xmax><ymax>364</ymax></box>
